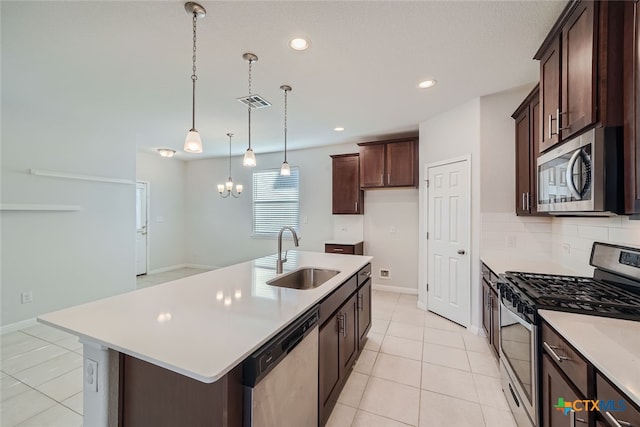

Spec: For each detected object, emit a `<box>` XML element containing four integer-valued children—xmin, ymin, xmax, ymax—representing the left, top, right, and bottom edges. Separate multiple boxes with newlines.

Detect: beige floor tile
<box><xmin>467</xmin><ymin>351</ymin><xmax>500</xmax><ymax>378</ymax></box>
<box><xmin>387</xmin><ymin>321</ymin><xmax>424</xmax><ymax>342</ymax></box>
<box><xmin>36</xmin><ymin>367</ymin><xmax>83</xmax><ymax>402</ymax></box>
<box><xmin>370</xmin><ymin>319</ymin><xmax>390</xmax><ymax>335</ymax></box>
<box><xmin>13</xmin><ymin>352</ymin><xmax>82</xmax><ymax>387</ymax></box>
<box><xmin>14</xmin><ymin>403</ymin><xmax>83</xmax><ymax>427</ymax></box>
<box><xmin>1</xmin><ymin>333</ymin><xmax>50</xmax><ymax>360</ymax></box>
<box><xmin>371</xmin><ymin>353</ymin><xmax>421</xmax><ymax>388</ymax></box>
<box><xmin>326</xmin><ymin>403</ymin><xmax>357</xmax><ymax>427</ymax></box>
<box><xmin>364</xmin><ymin>332</ymin><xmax>384</xmax><ymax>352</ymax></box>
<box><xmin>422</xmin><ymin>342</ymin><xmax>470</xmax><ymax>371</ymax></box>
<box><xmin>391</xmin><ymin>309</ymin><xmax>425</xmax><ymax>326</ymax></box>
<box><xmin>421</xmin><ymin>362</ymin><xmax>479</xmax><ymax>403</ymax></box>
<box><xmin>353</xmin><ymin>350</ymin><xmax>378</xmax><ymax>375</ymax></box>
<box><xmin>359</xmin><ymin>377</ymin><xmax>420</xmax><ymax>426</ymax></box>
<box><xmin>1</xmin><ymin>375</ymin><xmax>31</xmax><ymax>402</ymax></box>
<box><xmin>423</xmin><ymin>312</ymin><xmax>466</xmax><ymax>332</ymax></box>
<box><xmin>462</xmin><ymin>333</ymin><xmax>492</xmax><ymax>354</ymax></box>
<box><xmin>371</xmin><ymin>308</ymin><xmax>393</xmax><ymax>321</ymax></box>
<box><xmin>21</xmin><ymin>324</ymin><xmax>74</xmax><ymax>343</ymax></box>
<box><xmin>61</xmin><ymin>392</ymin><xmax>83</xmax><ymax>415</ymax></box>
<box><xmin>398</xmin><ymin>294</ymin><xmax>419</xmax><ymax>305</ymax></box>
<box><xmin>0</xmin><ymin>389</ymin><xmax>57</xmax><ymax>426</ymax></box>
<box><xmin>423</xmin><ymin>327</ymin><xmax>465</xmax><ymax>349</ymax></box>
<box><xmin>481</xmin><ymin>405</ymin><xmax>518</xmax><ymax>427</ymax></box>
<box><xmin>381</xmin><ymin>336</ymin><xmax>423</xmax><ymax>361</ymax></box>
<box><xmin>2</xmin><ymin>345</ymin><xmax>68</xmax><ymax>375</ymax></box>
<box><xmin>337</xmin><ymin>372</ymin><xmax>369</xmax><ymax>408</ymax></box>
<box><xmin>419</xmin><ymin>390</ymin><xmax>484</xmax><ymax>427</ymax></box>
<box><xmin>55</xmin><ymin>337</ymin><xmax>83</xmax><ymax>352</ymax></box>
<box><xmin>352</xmin><ymin>410</ymin><xmax>413</xmax><ymax>427</ymax></box>
<box><xmin>473</xmin><ymin>373</ymin><xmax>510</xmax><ymax>411</ymax></box>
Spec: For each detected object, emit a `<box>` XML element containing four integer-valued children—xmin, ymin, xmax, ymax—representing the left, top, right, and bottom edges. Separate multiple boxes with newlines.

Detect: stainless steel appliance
<box><xmin>499</xmin><ymin>242</ymin><xmax>640</xmax><ymax>427</ymax></box>
<box><xmin>243</xmin><ymin>307</ymin><xmax>319</xmax><ymax>427</ymax></box>
<box><xmin>536</xmin><ymin>127</ymin><xmax>622</xmax><ymax>214</ymax></box>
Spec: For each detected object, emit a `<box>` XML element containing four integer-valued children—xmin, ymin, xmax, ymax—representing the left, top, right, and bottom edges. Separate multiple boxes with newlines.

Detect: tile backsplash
<box><xmin>481</xmin><ymin>213</ymin><xmax>640</xmax><ymax>276</ymax></box>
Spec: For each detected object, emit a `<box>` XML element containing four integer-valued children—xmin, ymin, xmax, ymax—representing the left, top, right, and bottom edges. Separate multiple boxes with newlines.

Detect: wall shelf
<box><xmin>30</xmin><ymin>168</ymin><xmax>135</xmax><ymax>185</ymax></box>
<box><xmin>0</xmin><ymin>204</ymin><xmax>82</xmax><ymax>211</ymax></box>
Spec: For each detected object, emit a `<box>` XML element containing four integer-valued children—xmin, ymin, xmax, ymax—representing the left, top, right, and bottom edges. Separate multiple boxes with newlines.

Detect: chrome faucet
<box><xmin>277</xmin><ymin>226</ymin><xmax>299</xmax><ymax>274</ymax></box>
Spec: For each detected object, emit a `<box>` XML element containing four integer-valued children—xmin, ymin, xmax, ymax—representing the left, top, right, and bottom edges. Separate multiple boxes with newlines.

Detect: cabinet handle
<box><xmin>526</xmin><ymin>192</ymin><xmax>531</xmax><ymax>211</ymax></box>
<box><xmin>548</xmin><ymin>114</ymin><xmax>554</xmax><ymax>139</ymax></box>
<box><xmin>380</xmin><ymin>173</ymin><xmax>384</xmax><ymax>185</ymax></box>
<box><xmin>387</xmin><ymin>173</ymin><xmax>390</xmax><ymax>184</ymax></box>
<box><xmin>569</xmin><ymin>410</ymin><xmax>587</xmax><ymax>426</ymax></box>
<box><xmin>342</xmin><ymin>313</ymin><xmax>348</xmax><ymax>337</ymax></box>
<box><xmin>556</xmin><ymin>109</ymin><xmax>568</xmax><ymax>134</ymax></box>
<box><xmin>542</xmin><ymin>341</ymin><xmax>571</xmax><ymax>363</ymax></box>
<box><xmin>355</xmin><ymin>202</ymin><xmax>358</xmax><ymax>212</ymax></box>
<box><xmin>358</xmin><ymin>293</ymin><xmax>364</xmax><ymax>311</ymax></box>
<box><xmin>605</xmin><ymin>411</ymin><xmax>633</xmax><ymax>427</ymax></box>
<box><xmin>338</xmin><ymin>314</ymin><xmax>345</xmax><ymax>336</ymax></box>
<box><xmin>333</xmin><ymin>248</ymin><xmax>344</xmax><ymax>252</ymax></box>
<box><xmin>522</xmin><ymin>193</ymin><xmax>526</xmax><ymax>210</ymax></box>
<box><xmin>487</xmin><ymin>291</ymin><xmax>492</xmax><ymax>309</ymax></box>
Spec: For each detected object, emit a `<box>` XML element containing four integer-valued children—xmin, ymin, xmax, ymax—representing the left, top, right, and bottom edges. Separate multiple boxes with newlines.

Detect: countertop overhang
<box><xmin>38</xmin><ymin>251</ymin><xmax>372</xmax><ymax>383</ymax></box>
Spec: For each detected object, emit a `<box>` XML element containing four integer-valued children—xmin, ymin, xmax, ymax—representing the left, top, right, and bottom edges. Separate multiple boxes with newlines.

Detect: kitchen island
<box><xmin>38</xmin><ymin>250</ymin><xmax>372</xmax><ymax>427</ymax></box>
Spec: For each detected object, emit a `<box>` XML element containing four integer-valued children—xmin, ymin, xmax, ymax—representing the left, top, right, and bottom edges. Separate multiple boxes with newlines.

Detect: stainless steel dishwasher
<box><xmin>243</xmin><ymin>307</ymin><xmax>319</xmax><ymax>427</ymax></box>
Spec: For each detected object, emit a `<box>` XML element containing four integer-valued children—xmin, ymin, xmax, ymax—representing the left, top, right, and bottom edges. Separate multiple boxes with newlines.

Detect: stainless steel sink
<box><xmin>267</xmin><ymin>267</ymin><xmax>340</xmax><ymax>290</ymax></box>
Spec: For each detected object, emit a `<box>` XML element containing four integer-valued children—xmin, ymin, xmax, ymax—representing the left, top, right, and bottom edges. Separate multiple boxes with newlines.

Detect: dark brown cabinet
<box><xmin>480</xmin><ymin>263</ymin><xmax>499</xmax><ymax>357</ymax></box>
<box><xmin>623</xmin><ymin>0</ymin><xmax>640</xmax><ymax>214</ymax></box>
<box><xmin>358</xmin><ymin>137</ymin><xmax>418</xmax><ymax>189</ymax></box>
<box><xmin>541</xmin><ymin>353</ymin><xmax>588</xmax><ymax>427</ymax></box>
<box><xmin>330</xmin><ymin>154</ymin><xmax>364</xmax><ymax>215</ymax></box>
<box><xmin>325</xmin><ymin>242</ymin><xmax>364</xmax><ymax>255</ymax></box>
<box><xmin>513</xmin><ymin>85</ymin><xmax>543</xmax><ymax>216</ymax></box>
<box><xmin>596</xmin><ymin>373</ymin><xmax>640</xmax><ymax>427</ymax></box>
<box><xmin>535</xmin><ymin>0</ymin><xmax>625</xmax><ymax>153</ymax></box>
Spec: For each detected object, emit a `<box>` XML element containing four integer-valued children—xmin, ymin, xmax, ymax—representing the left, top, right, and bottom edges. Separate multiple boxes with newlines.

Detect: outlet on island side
<box><xmin>21</xmin><ymin>291</ymin><xmax>33</xmax><ymax>304</ymax></box>
<box><xmin>379</xmin><ymin>269</ymin><xmax>391</xmax><ymax>279</ymax></box>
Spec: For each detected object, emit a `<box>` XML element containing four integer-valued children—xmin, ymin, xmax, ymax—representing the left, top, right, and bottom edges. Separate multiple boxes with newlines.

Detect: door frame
<box><xmin>136</xmin><ymin>180</ymin><xmax>150</xmax><ymax>276</ymax></box>
<box><xmin>423</xmin><ymin>155</ymin><xmax>472</xmax><ymax>327</ymax></box>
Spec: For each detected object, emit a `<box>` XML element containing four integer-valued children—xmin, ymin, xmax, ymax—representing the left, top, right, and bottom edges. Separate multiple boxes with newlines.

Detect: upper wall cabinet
<box><xmin>535</xmin><ymin>0</ymin><xmax>625</xmax><ymax>153</ymax></box>
<box><xmin>330</xmin><ymin>154</ymin><xmax>364</xmax><ymax>215</ymax></box>
<box><xmin>357</xmin><ymin>137</ymin><xmax>418</xmax><ymax>189</ymax></box>
<box><xmin>623</xmin><ymin>0</ymin><xmax>640</xmax><ymax>214</ymax></box>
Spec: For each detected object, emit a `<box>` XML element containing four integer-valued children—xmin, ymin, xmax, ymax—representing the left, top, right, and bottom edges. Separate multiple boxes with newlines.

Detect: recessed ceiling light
<box><xmin>334</xmin><ymin>127</ymin><xmax>345</xmax><ymax>132</ymax></box>
<box><xmin>418</xmin><ymin>79</ymin><xmax>437</xmax><ymax>89</ymax></box>
<box><xmin>289</xmin><ymin>37</ymin><xmax>310</xmax><ymax>51</ymax></box>
<box><xmin>157</xmin><ymin>148</ymin><xmax>176</xmax><ymax>158</ymax></box>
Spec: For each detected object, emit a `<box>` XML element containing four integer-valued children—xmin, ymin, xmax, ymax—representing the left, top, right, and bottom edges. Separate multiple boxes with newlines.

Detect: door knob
<box><xmin>457</xmin><ymin>249</ymin><xmax>466</xmax><ymax>255</ymax></box>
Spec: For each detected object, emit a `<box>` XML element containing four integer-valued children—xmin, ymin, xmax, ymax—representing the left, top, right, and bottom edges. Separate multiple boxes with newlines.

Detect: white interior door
<box><xmin>426</xmin><ymin>158</ymin><xmax>470</xmax><ymax>327</ymax></box>
<box><xmin>135</xmin><ymin>182</ymin><xmax>148</xmax><ymax>276</ymax></box>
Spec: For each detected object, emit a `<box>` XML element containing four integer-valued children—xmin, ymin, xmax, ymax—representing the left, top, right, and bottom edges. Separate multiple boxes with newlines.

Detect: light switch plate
<box><xmin>85</xmin><ymin>359</ymin><xmax>98</xmax><ymax>392</ymax></box>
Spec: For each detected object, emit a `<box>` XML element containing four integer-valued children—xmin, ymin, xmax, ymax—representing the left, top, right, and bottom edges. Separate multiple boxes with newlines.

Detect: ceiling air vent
<box><xmin>237</xmin><ymin>95</ymin><xmax>271</xmax><ymax>109</ymax></box>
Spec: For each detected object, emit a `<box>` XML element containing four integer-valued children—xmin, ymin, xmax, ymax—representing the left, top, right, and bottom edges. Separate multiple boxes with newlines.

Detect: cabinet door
<box><xmin>515</xmin><ymin>107</ymin><xmax>532</xmax><ymax>215</ymax></box>
<box><xmin>339</xmin><ymin>293</ymin><xmax>358</xmax><ymax>376</ymax></box>
<box><xmin>624</xmin><ymin>0</ymin><xmax>640</xmax><ymax>213</ymax></box>
<box><xmin>357</xmin><ymin>280</ymin><xmax>372</xmax><ymax>350</ymax></box>
<box><xmin>541</xmin><ymin>354</ymin><xmax>587</xmax><ymax>427</ymax></box>
<box><xmin>482</xmin><ymin>280</ymin><xmax>491</xmax><ymax>338</ymax></box>
<box><xmin>331</xmin><ymin>154</ymin><xmax>363</xmax><ymax>214</ymax></box>
<box><xmin>359</xmin><ymin>144</ymin><xmax>385</xmax><ymax>188</ymax></box>
<box><xmin>319</xmin><ymin>317</ymin><xmax>340</xmax><ymax>412</ymax></box>
<box><xmin>540</xmin><ymin>36</ymin><xmax>562</xmax><ymax>152</ymax></box>
<box><xmin>561</xmin><ymin>1</ymin><xmax>596</xmax><ymax>139</ymax></box>
<box><xmin>386</xmin><ymin>140</ymin><xmax>417</xmax><ymax>187</ymax></box>
<box><xmin>530</xmin><ymin>96</ymin><xmax>541</xmax><ymax>214</ymax></box>
<box><xmin>490</xmin><ymin>287</ymin><xmax>499</xmax><ymax>356</ymax></box>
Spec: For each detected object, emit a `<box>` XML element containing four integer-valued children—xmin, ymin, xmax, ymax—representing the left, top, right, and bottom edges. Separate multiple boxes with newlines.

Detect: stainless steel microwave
<box><xmin>536</xmin><ymin>127</ymin><xmax>623</xmax><ymax>215</ymax></box>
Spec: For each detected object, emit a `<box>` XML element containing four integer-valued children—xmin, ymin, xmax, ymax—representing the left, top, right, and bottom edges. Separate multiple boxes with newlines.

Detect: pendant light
<box><xmin>242</xmin><ymin>53</ymin><xmax>258</xmax><ymax>167</ymax></box>
<box><xmin>280</xmin><ymin>85</ymin><xmax>292</xmax><ymax>176</ymax></box>
<box><xmin>218</xmin><ymin>133</ymin><xmax>243</xmax><ymax>198</ymax></box>
<box><xmin>184</xmin><ymin>2</ymin><xmax>206</xmax><ymax>154</ymax></box>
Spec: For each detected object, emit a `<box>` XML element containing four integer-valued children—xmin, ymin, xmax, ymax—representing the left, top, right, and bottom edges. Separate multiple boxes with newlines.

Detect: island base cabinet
<box><xmin>541</xmin><ymin>354</ymin><xmax>588</xmax><ymax>427</ymax></box>
<box><xmin>118</xmin><ymin>355</ymin><xmax>243</xmax><ymax>427</ymax></box>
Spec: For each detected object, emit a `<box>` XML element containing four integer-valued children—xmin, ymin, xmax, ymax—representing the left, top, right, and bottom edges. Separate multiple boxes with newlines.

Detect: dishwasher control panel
<box><xmin>243</xmin><ymin>306</ymin><xmax>319</xmax><ymax>387</ymax></box>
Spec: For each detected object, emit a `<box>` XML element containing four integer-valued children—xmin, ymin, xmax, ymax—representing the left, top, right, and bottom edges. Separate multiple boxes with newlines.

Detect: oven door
<box><xmin>500</xmin><ymin>299</ymin><xmax>537</xmax><ymax>426</ymax></box>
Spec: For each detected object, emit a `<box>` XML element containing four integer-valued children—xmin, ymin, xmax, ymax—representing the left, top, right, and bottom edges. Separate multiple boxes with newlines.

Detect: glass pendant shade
<box><xmin>243</xmin><ymin>148</ymin><xmax>256</xmax><ymax>167</ymax></box>
<box><xmin>184</xmin><ymin>130</ymin><xmax>203</xmax><ymax>153</ymax></box>
<box><xmin>280</xmin><ymin>161</ymin><xmax>291</xmax><ymax>176</ymax></box>
<box><xmin>217</xmin><ymin>184</ymin><xmax>225</xmax><ymax>193</ymax></box>
<box><xmin>225</xmin><ymin>179</ymin><xmax>233</xmax><ymax>191</ymax></box>
<box><xmin>236</xmin><ymin>184</ymin><xmax>243</xmax><ymax>194</ymax></box>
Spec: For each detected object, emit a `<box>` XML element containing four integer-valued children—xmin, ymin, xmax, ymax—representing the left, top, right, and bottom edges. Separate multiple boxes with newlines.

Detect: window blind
<box><xmin>252</xmin><ymin>168</ymin><xmax>300</xmax><ymax>237</ymax></box>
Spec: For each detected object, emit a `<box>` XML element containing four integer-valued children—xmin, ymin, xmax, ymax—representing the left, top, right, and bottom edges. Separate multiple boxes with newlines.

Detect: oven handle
<box><xmin>500</xmin><ymin>300</ymin><xmax>533</xmax><ymax>332</ymax></box>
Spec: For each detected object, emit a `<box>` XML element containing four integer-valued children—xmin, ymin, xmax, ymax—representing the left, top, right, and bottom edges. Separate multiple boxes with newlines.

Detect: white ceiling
<box><xmin>2</xmin><ymin>1</ymin><xmax>566</xmax><ymax>160</ymax></box>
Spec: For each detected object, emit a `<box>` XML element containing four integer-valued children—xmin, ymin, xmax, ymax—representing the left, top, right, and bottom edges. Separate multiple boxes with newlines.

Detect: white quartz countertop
<box><xmin>539</xmin><ymin>310</ymin><xmax>640</xmax><ymax>407</ymax></box>
<box><xmin>481</xmin><ymin>253</ymin><xmax>586</xmax><ymax>276</ymax></box>
<box><xmin>324</xmin><ymin>240</ymin><xmax>363</xmax><ymax>246</ymax></box>
<box><xmin>38</xmin><ymin>251</ymin><xmax>372</xmax><ymax>383</ymax></box>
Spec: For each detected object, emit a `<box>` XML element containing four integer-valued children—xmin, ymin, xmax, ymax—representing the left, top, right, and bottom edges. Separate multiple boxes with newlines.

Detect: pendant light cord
<box><xmin>191</xmin><ymin>12</ymin><xmax>198</xmax><ymax>130</ymax></box>
<box><xmin>247</xmin><ymin>59</ymin><xmax>253</xmax><ymax>150</ymax></box>
<box><xmin>228</xmin><ymin>134</ymin><xmax>232</xmax><ymax>177</ymax></box>
<box><xmin>284</xmin><ymin>89</ymin><xmax>288</xmax><ymax>162</ymax></box>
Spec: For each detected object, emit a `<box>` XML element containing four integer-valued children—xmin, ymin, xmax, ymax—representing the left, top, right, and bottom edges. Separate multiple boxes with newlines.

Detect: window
<box><xmin>252</xmin><ymin>168</ymin><xmax>300</xmax><ymax>237</ymax></box>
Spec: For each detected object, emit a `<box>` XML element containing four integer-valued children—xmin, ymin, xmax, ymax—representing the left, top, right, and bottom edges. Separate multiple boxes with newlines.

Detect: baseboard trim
<box><xmin>372</xmin><ymin>284</ymin><xmax>418</xmax><ymax>295</ymax></box>
<box><xmin>146</xmin><ymin>264</ymin><xmax>188</xmax><ymax>275</ymax></box>
<box><xmin>468</xmin><ymin>325</ymin><xmax>485</xmax><ymax>337</ymax></box>
<box><xmin>185</xmin><ymin>263</ymin><xmax>218</xmax><ymax>270</ymax></box>
<box><xmin>1</xmin><ymin>317</ymin><xmax>37</xmax><ymax>335</ymax></box>
<box><xmin>416</xmin><ymin>300</ymin><xmax>427</xmax><ymax>311</ymax></box>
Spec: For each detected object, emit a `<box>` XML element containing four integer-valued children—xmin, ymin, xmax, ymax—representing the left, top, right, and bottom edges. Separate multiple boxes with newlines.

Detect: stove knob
<box><xmin>525</xmin><ymin>305</ymin><xmax>535</xmax><ymax>315</ymax></box>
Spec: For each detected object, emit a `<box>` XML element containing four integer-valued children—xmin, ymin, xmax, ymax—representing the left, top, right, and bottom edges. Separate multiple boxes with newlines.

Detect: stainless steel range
<box><xmin>498</xmin><ymin>242</ymin><xmax>640</xmax><ymax>427</ymax></box>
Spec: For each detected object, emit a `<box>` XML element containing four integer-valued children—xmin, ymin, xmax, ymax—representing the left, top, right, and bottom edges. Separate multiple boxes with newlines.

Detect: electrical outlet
<box><xmin>21</xmin><ymin>291</ymin><xmax>33</xmax><ymax>304</ymax></box>
<box><xmin>562</xmin><ymin>243</ymin><xmax>571</xmax><ymax>254</ymax></box>
<box><xmin>85</xmin><ymin>359</ymin><xmax>98</xmax><ymax>392</ymax></box>
<box><xmin>379</xmin><ymin>269</ymin><xmax>390</xmax><ymax>279</ymax></box>
<box><xmin>389</xmin><ymin>226</ymin><xmax>396</xmax><ymax>233</ymax></box>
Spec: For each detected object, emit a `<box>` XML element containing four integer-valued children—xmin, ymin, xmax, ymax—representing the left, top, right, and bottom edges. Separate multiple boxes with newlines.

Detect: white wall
<box><xmin>136</xmin><ymin>152</ymin><xmax>187</xmax><ymax>272</ymax></box>
<box><xmin>184</xmin><ymin>142</ymin><xmax>420</xmax><ymax>290</ymax></box>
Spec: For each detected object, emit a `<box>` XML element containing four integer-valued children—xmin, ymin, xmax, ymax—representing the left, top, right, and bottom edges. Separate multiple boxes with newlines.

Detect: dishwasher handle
<box><xmin>282</xmin><ymin>332</ymin><xmax>305</xmax><ymax>354</ymax></box>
